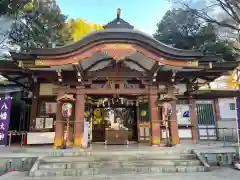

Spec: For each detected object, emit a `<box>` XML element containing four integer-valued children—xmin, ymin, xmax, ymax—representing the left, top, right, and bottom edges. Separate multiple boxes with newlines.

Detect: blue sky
<box><xmin>56</xmin><ymin>0</ymin><xmax>171</xmax><ymax>35</ymax></box>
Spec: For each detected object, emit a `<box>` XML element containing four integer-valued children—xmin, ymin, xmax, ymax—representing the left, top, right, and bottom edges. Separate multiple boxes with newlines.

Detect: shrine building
<box><xmin>7</xmin><ymin>9</ymin><xmax>239</xmax><ymax>147</ymax></box>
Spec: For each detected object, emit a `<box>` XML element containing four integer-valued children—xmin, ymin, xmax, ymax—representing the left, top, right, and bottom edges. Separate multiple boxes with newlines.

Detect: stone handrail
<box><xmin>191</xmin><ymin>149</ymin><xmax>210</xmax><ymax>171</ymax></box>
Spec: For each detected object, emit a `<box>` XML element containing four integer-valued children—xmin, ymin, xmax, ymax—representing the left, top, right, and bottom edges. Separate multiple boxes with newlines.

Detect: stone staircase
<box><xmin>29</xmin><ymin>150</ymin><xmax>209</xmax><ymax>177</ymax></box>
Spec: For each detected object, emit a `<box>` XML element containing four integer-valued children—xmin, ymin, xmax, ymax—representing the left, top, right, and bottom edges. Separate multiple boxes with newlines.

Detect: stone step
<box><xmin>32</xmin><ymin>166</ymin><xmax>207</xmax><ymax>177</ymax></box>
<box><xmin>46</xmin><ymin>150</ymin><xmax>192</xmax><ymax>157</ymax></box>
<box><xmin>38</xmin><ymin>159</ymin><xmax>202</xmax><ymax>170</ymax></box>
<box><xmin>40</xmin><ymin>154</ymin><xmax>197</xmax><ymax>163</ymax></box>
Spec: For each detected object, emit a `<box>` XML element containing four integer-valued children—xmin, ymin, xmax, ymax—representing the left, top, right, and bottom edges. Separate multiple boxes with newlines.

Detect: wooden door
<box><xmin>114</xmin><ymin>107</ymin><xmax>138</xmax><ymax>141</ymax></box>
<box><xmin>196</xmin><ymin>101</ymin><xmax>217</xmax><ymax>140</ymax></box>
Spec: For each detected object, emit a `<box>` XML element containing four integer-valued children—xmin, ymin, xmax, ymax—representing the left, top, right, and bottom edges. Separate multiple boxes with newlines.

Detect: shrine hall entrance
<box><xmin>89</xmin><ymin>96</ymin><xmax>138</xmax><ymax>143</ymax></box>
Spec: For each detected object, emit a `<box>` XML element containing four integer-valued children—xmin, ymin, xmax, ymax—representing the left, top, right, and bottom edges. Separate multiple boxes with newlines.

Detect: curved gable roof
<box><xmin>27</xmin><ymin>28</ymin><xmax>210</xmax><ymax>60</ymax></box>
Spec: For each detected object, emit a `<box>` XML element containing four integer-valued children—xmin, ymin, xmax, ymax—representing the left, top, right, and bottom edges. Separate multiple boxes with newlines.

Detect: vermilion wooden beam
<box><xmin>52</xmin><ymin>87</ymin><xmax>167</xmax><ymax>95</ymax></box>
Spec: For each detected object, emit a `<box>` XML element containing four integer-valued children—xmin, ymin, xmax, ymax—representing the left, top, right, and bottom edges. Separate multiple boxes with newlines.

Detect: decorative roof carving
<box><xmin>159</xmin><ymin>94</ymin><xmax>176</xmax><ymax>102</ymax></box>
<box><xmin>101</xmin><ymin>44</ymin><xmax>137</xmax><ymax>60</ymax></box>
<box><xmin>57</xmin><ymin>94</ymin><xmax>76</xmax><ymax>102</ymax></box>
<box><xmin>104</xmin><ymin>9</ymin><xmax>134</xmax><ymax>29</ymax></box>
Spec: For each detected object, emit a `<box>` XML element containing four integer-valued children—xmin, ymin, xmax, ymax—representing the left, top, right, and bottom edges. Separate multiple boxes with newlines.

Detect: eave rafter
<box><xmin>56</xmin><ymin>68</ymin><xmax>63</xmax><ymax>83</ymax></box>
<box><xmin>0</xmin><ymin>73</ymin><xmax>30</xmax><ymax>90</ymax></box>
<box><xmin>78</xmin><ymin>63</ymin><xmax>84</xmax><ymax>75</ymax></box>
<box><xmin>150</xmin><ymin>62</ymin><xmax>164</xmax><ymax>82</ymax></box>
<box><xmin>12</xmin><ymin>75</ymin><xmax>27</xmax><ymax>81</ymax></box>
<box><xmin>72</xmin><ymin>64</ymin><xmax>83</xmax><ymax>83</ymax></box>
<box><xmin>171</xmin><ymin>70</ymin><xmax>177</xmax><ymax>83</ymax></box>
<box><xmin>0</xmin><ymin>62</ymin><xmax>36</xmax><ymax>90</ymax></box>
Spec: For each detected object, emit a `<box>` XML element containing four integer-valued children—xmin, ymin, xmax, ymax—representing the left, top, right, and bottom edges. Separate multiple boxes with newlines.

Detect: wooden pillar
<box><xmin>30</xmin><ymin>82</ymin><xmax>39</xmax><ymax>131</ymax></box>
<box><xmin>214</xmin><ymin>99</ymin><xmax>221</xmax><ymax>121</ymax></box>
<box><xmin>148</xmin><ymin>86</ymin><xmax>161</xmax><ymax>145</ymax></box>
<box><xmin>54</xmin><ymin>93</ymin><xmax>64</xmax><ymax>148</ymax></box>
<box><xmin>189</xmin><ymin>98</ymin><xmax>198</xmax><ymax>141</ymax></box>
<box><xmin>136</xmin><ymin>101</ymin><xmax>140</xmax><ymax>142</ymax></box>
<box><xmin>168</xmin><ymin>84</ymin><xmax>179</xmax><ymax>144</ymax></box>
<box><xmin>118</xmin><ymin>80</ymin><xmax>125</xmax><ymax>89</ymax></box>
<box><xmin>74</xmin><ymin>86</ymin><xmax>85</xmax><ymax>147</ymax></box>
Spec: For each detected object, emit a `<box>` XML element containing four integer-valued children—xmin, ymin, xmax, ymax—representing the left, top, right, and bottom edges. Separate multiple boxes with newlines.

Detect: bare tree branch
<box><xmin>180</xmin><ymin>0</ymin><xmax>240</xmax><ymax>32</ymax></box>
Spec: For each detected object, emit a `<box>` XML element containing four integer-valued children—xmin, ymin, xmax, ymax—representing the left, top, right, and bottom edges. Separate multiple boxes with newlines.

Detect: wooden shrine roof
<box><xmin>10</xmin><ymin>9</ymin><xmax>239</xmax><ymax>74</ymax></box>
<box><xmin>9</xmin><ymin>27</ymin><xmax>239</xmax><ymax>81</ymax></box>
<box><xmin>6</xmin><ymin>9</ymin><xmax>240</xmax><ymax>87</ymax></box>
<box><xmin>0</xmin><ymin>60</ymin><xmax>33</xmax><ymax>90</ymax></box>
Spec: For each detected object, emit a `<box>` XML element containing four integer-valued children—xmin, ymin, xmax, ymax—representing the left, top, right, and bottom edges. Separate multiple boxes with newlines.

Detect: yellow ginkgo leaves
<box><xmin>68</xmin><ymin>18</ymin><xmax>103</xmax><ymax>41</ymax></box>
<box><xmin>22</xmin><ymin>0</ymin><xmax>34</xmax><ymax>12</ymax></box>
<box><xmin>226</xmin><ymin>69</ymin><xmax>240</xmax><ymax>89</ymax></box>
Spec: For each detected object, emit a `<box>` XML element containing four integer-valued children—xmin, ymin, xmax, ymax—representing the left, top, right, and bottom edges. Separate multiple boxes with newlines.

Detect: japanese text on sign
<box><xmin>0</xmin><ymin>99</ymin><xmax>12</xmax><ymax>145</ymax></box>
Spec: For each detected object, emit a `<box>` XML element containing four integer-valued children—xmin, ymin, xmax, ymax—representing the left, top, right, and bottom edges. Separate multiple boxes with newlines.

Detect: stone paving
<box><xmin>0</xmin><ymin>167</ymin><xmax>240</xmax><ymax>180</ymax></box>
<box><xmin>0</xmin><ymin>141</ymin><xmax>239</xmax><ymax>179</ymax></box>
<box><xmin>0</xmin><ymin>141</ymin><xmax>237</xmax><ymax>158</ymax></box>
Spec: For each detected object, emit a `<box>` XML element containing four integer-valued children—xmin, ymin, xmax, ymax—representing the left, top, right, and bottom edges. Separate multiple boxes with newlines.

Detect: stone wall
<box><xmin>217</xmin><ymin>120</ymin><xmax>238</xmax><ymax>142</ymax></box>
<box><xmin>217</xmin><ymin>98</ymin><xmax>238</xmax><ymax>142</ymax></box>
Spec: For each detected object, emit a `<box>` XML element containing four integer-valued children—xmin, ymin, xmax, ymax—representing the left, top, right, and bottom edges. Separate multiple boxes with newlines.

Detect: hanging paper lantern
<box><xmin>140</xmin><ymin>110</ymin><xmax>147</xmax><ymax>117</ymax></box>
<box><xmin>94</xmin><ymin>108</ymin><xmax>101</xmax><ymax>117</ymax></box>
<box><xmin>62</xmin><ymin>103</ymin><xmax>72</xmax><ymax>118</ymax></box>
<box><xmin>84</xmin><ymin>111</ymin><xmax>90</xmax><ymax>117</ymax></box>
<box><xmin>93</xmin><ymin>108</ymin><xmax>103</xmax><ymax>124</ymax></box>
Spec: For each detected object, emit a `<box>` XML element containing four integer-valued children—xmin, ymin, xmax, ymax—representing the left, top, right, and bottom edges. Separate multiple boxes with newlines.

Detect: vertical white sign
<box><xmin>83</xmin><ymin>121</ymin><xmax>89</xmax><ymax>148</ymax></box>
<box><xmin>176</xmin><ymin>104</ymin><xmax>191</xmax><ymax>125</ymax></box>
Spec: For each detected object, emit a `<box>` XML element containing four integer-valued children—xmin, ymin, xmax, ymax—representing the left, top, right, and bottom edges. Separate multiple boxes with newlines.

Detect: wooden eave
<box><xmin>9</xmin><ymin>29</ymin><xmax>231</xmax><ymax>74</ymax></box>
<box><xmin>199</xmin><ymin>61</ymin><xmax>239</xmax><ymax>68</ymax></box>
<box><xmin>0</xmin><ymin>60</ymin><xmax>33</xmax><ymax>90</ymax></box>
<box><xmin>186</xmin><ymin>90</ymin><xmax>240</xmax><ymax>98</ymax></box>
<box><xmin>10</xmin><ymin>52</ymin><xmax>36</xmax><ymax>61</ymax></box>
<box><xmin>1</xmin><ymin>59</ymin><xmax>234</xmax><ymax>84</ymax></box>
